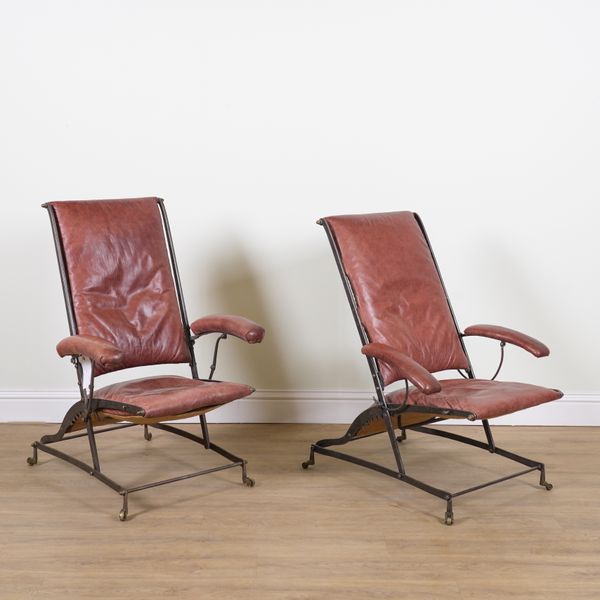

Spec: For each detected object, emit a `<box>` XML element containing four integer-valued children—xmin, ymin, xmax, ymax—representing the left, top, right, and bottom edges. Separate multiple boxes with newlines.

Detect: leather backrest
<box><xmin>49</xmin><ymin>198</ymin><xmax>191</xmax><ymax>375</ymax></box>
<box><xmin>323</xmin><ymin>212</ymin><xmax>469</xmax><ymax>385</ymax></box>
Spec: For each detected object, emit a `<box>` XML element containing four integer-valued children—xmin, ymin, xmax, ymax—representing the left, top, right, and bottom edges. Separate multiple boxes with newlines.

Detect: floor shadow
<box><xmin>185</xmin><ymin>236</ymin><xmax>374</xmax><ymax>420</ymax></box>
<box><xmin>186</xmin><ymin>240</ymin><xmax>292</xmax><ymax>419</ymax></box>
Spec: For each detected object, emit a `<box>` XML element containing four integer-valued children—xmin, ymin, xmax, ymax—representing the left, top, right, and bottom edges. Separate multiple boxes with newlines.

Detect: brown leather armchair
<box><xmin>28</xmin><ymin>197</ymin><xmax>264</xmax><ymax>521</ymax></box>
<box><xmin>302</xmin><ymin>211</ymin><xmax>561</xmax><ymax>525</ymax></box>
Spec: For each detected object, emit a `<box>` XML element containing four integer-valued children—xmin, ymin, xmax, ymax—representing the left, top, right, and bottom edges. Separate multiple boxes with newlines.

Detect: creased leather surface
<box><xmin>96</xmin><ymin>375</ymin><xmax>254</xmax><ymax>419</ymax></box>
<box><xmin>191</xmin><ymin>314</ymin><xmax>265</xmax><ymax>343</ymax></box>
<box><xmin>324</xmin><ymin>212</ymin><xmax>469</xmax><ymax>385</ymax></box>
<box><xmin>463</xmin><ymin>324</ymin><xmax>550</xmax><ymax>357</ymax></box>
<box><xmin>50</xmin><ymin>198</ymin><xmax>191</xmax><ymax>375</ymax></box>
<box><xmin>387</xmin><ymin>379</ymin><xmax>563</xmax><ymax>420</ymax></box>
<box><xmin>56</xmin><ymin>335</ymin><xmax>123</xmax><ymax>370</ymax></box>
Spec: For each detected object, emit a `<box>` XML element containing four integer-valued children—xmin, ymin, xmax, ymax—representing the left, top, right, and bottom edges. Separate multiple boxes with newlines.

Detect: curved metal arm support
<box><xmin>393</xmin><ymin>379</ymin><xmax>410</xmax><ymax>410</ymax></box>
<box><xmin>490</xmin><ymin>341</ymin><xmax>506</xmax><ymax>381</ymax></box>
<box><xmin>457</xmin><ymin>341</ymin><xmax>504</xmax><ymax>381</ymax></box>
<box><xmin>208</xmin><ymin>334</ymin><xmax>228</xmax><ymax>380</ymax></box>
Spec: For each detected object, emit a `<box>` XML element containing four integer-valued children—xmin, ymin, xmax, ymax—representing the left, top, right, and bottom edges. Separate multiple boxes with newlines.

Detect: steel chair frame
<box><xmin>28</xmin><ymin>199</ymin><xmax>254</xmax><ymax>521</ymax></box>
<box><xmin>302</xmin><ymin>215</ymin><xmax>552</xmax><ymax>525</ymax></box>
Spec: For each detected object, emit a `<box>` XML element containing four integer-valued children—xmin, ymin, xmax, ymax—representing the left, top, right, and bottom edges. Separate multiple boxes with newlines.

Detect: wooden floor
<box><xmin>1</xmin><ymin>423</ymin><xmax>598</xmax><ymax>599</ymax></box>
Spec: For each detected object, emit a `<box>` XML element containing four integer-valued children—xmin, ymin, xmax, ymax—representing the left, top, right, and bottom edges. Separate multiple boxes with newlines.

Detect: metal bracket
<box><xmin>72</xmin><ymin>356</ymin><xmax>95</xmax><ymax>416</ymax></box>
<box><xmin>208</xmin><ymin>334</ymin><xmax>228</xmax><ymax>380</ymax></box>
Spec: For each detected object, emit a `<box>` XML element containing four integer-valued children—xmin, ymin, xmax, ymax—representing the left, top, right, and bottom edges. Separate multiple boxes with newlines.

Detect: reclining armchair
<box><xmin>302</xmin><ymin>211</ymin><xmax>562</xmax><ymax>524</ymax></box>
<box><xmin>28</xmin><ymin>197</ymin><xmax>264</xmax><ymax>520</ymax></box>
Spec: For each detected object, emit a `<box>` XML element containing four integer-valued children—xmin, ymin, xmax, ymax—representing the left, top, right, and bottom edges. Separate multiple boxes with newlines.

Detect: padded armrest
<box><xmin>190</xmin><ymin>314</ymin><xmax>265</xmax><ymax>344</ymax></box>
<box><xmin>56</xmin><ymin>335</ymin><xmax>124</xmax><ymax>369</ymax></box>
<box><xmin>361</xmin><ymin>343</ymin><xmax>441</xmax><ymax>394</ymax></box>
<box><xmin>463</xmin><ymin>324</ymin><xmax>549</xmax><ymax>358</ymax></box>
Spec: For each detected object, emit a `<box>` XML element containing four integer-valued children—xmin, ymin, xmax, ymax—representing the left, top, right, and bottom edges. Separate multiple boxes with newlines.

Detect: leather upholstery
<box><xmin>95</xmin><ymin>375</ymin><xmax>254</xmax><ymax>419</ymax></box>
<box><xmin>323</xmin><ymin>212</ymin><xmax>469</xmax><ymax>385</ymax></box>
<box><xmin>463</xmin><ymin>324</ymin><xmax>550</xmax><ymax>358</ymax></box>
<box><xmin>361</xmin><ymin>343</ymin><xmax>441</xmax><ymax>394</ymax></box>
<box><xmin>387</xmin><ymin>379</ymin><xmax>563</xmax><ymax>421</ymax></box>
<box><xmin>191</xmin><ymin>314</ymin><xmax>265</xmax><ymax>344</ymax></box>
<box><xmin>49</xmin><ymin>198</ymin><xmax>191</xmax><ymax>375</ymax></box>
<box><xmin>56</xmin><ymin>335</ymin><xmax>123</xmax><ymax>370</ymax></box>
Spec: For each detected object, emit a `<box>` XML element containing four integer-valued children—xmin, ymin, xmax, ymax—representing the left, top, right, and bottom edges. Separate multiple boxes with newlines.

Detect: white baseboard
<box><xmin>0</xmin><ymin>389</ymin><xmax>598</xmax><ymax>426</ymax></box>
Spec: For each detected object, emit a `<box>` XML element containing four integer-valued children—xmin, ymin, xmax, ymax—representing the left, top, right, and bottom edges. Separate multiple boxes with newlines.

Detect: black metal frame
<box><xmin>302</xmin><ymin>215</ymin><xmax>552</xmax><ymax>525</ymax></box>
<box><xmin>28</xmin><ymin>198</ymin><xmax>254</xmax><ymax>521</ymax></box>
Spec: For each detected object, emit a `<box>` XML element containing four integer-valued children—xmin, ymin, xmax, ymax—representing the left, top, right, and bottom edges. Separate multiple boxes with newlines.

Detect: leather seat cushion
<box><xmin>95</xmin><ymin>375</ymin><xmax>254</xmax><ymax>419</ymax></box>
<box><xmin>387</xmin><ymin>379</ymin><xmax>563</xmax><ymax>421</ymax></box>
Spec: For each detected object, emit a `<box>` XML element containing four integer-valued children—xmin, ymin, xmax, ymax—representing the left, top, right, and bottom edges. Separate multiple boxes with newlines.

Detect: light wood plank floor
<box><xmin>1</xmin><ymin>424</ymin><xmax>598</xmax><ymax>599</ymax></box>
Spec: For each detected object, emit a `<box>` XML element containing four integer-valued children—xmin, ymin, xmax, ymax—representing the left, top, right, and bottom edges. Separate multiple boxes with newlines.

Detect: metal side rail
<box><xmin>302</xmin><ymin>425</ymin><xmax>553</xmax><ymax>525</ymax></box>
<box><xmin>28</xmin><ymin>423</ymin><xmax>254</xmax><ymax>521</ymax></box>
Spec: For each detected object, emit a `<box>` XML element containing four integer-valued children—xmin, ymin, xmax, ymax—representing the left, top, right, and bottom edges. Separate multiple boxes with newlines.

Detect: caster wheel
<box><xmin>543</xmin><ymin>482</ymin><xmax>553</xmax><ymax>491</ymax></box>
<box><xmin>144</xmin><ymin>432</ymin><xmax>153</xmax><ymax>441</ymax></box>
<box><xmin>119</xmin><ymin>509</ymin><xmax>128</xmax><ymax>522</ymax></box>
<box><xmin>26</xmin><ymin>456</ymin><xmax>36</xmax><ymax>466</ymax></box>
<box><xmin>301</xmin><ymin>461</ymin><xmax>311</xmax><ymax>469</ymax></box>
<box><xmin>243</xmin><ymin>476</ymin><xmax>255</xmax><ymax>487</ymax></box>
<box><xmin>444</xmin><ymin>515</ymin><xmax>454</xmax><ymax>526</ymax></box>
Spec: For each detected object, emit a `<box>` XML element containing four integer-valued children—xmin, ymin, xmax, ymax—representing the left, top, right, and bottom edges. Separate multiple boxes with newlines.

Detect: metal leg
<box><xmin>119</xmin><ymin>492</ymin><xmax>128</xmax><ymax>521</ymax></box>
<box><xmin>482</xmin><ymin>419</ymin><xmax>495</xmax><ymax>452</ymax></box>
<box><xmin>302</xmin><ymin>445</ymin><xmax>316</xmax><ymax>469</ymax></box>
<box><xmin>85</xmin><ymin>418</ymin><xmax>101</xmax><ymax>472</ymax></box>
<box><xmin>26</xmin><ymin>443</ymin><xmax>38</xmax><ymax>466</ymax></box>
<box><xmin>383</xmin><ymin>407</ymin><xmax>406</xmax><ymax>475</ymax></box>
<box><xmin>241</xmin><ymin>461</ymin><xmax>255</xmax><ymax>487</ymax></box>
<box><xmin>199</xmin><ymin>414</ymin><xmax>210</xmax><ymax>449</ymax></box>
<box><xmin>539</xmin><ymin>464</ymin><xmax>553</xmax><ymax>490</ymax></box>
<box><xmin>143</xmin><ymin>424</ymin><xmax>152</xmax><ymax>441</ymax></box>
<box><xmin>444</xmin><ymin>499</ymin><xmax>454</xmax><ymax>526</ymax></box>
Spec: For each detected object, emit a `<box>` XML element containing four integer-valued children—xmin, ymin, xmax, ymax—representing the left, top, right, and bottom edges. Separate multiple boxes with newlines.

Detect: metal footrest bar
<box><xmin>125</xmin><ymin>461</ymin><xmax>244</xmax><ymax>494</ymax></box>
<box><xmin>450</xmin><ymin>466</ymin><xmax>539</xmax><ymax>499</ymax></box>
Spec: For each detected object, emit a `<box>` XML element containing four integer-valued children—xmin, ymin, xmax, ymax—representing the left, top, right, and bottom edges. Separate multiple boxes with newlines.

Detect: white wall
<box><xmin>1</xmin><ymin>1</ymin><xmax>599</xmax><ymax>422</ymax></box>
